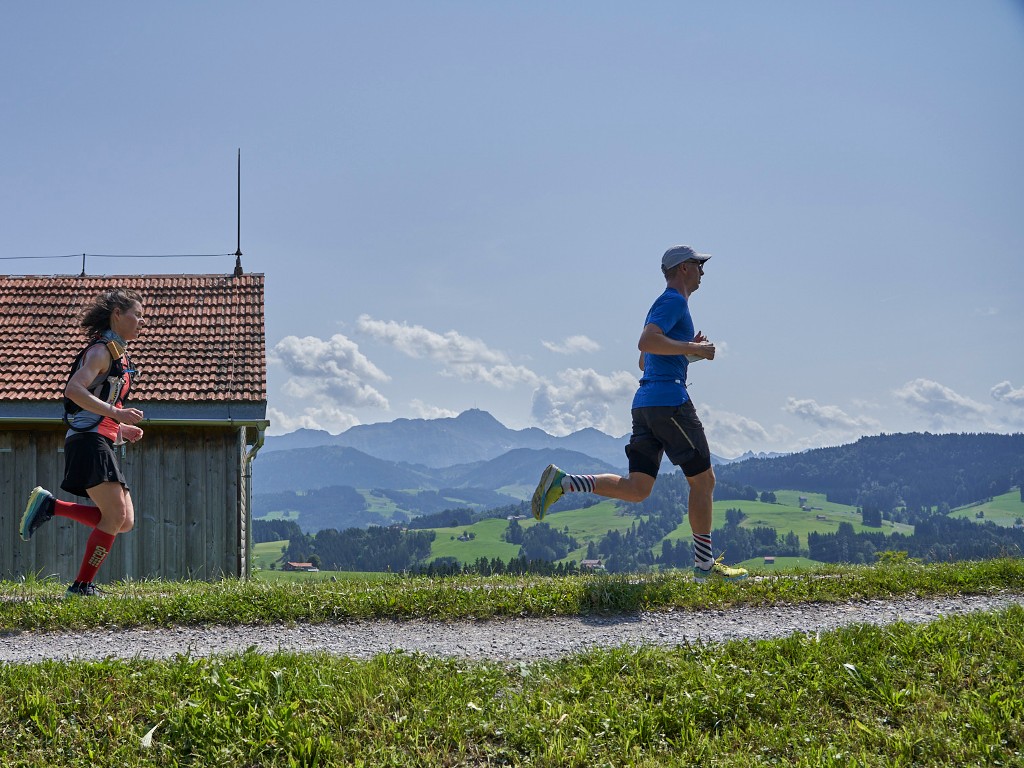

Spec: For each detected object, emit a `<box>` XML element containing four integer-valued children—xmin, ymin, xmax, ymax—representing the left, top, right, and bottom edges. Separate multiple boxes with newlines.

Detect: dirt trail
<box><xmin>3</xmin><ymin>592</ymin><xmax>1022</xmax><ymax>665</ymax></box>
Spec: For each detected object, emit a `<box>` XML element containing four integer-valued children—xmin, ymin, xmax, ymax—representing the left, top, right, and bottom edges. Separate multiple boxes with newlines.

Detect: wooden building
<box><xmin>0</xmin><ymin>273</ymin><xmax>268</xmax><ymax>582</ymax></box>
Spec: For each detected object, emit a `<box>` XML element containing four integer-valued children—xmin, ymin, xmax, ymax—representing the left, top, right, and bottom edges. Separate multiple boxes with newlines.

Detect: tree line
<box><xmin>716</xmin><ymin>432</ymin><xmax>1024</xmax><ymax>512</ymax></box>
<box><xmin>283</xmin><ymin>526</ymin><xmax>435</xmax><ymax>572</ymax></box>
<box><xmin>256</xmin><ymin>432</ymin><xmax>1023</xmax><ymax>573</ymax></box>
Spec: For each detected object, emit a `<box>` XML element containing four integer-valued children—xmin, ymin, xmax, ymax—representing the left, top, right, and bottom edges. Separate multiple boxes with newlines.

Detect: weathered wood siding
<box><xmin>1</xmin><ymin>425</ymin><xmax>245</xmax><ymax>582</ymax></box>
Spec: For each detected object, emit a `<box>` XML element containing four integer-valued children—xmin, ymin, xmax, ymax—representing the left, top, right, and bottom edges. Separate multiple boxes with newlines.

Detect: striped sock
<box><xmin>75</xmin><ymin>529</ymin><xmax>116</xmax><ymax>584</ymax></box>
<box><xmin>561</xmin><ymin>474</ymin><xmax>596</xmax><ymax>494</ymax></box>
<box><xmin>693</xmin><ymin>533</ymin><xmax>714</xmax><ymax>569</ymax></box>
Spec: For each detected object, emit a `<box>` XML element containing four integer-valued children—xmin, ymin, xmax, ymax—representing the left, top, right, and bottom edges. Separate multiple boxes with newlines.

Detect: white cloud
<box><xmin>357</xmin><ymin>314</ymin><xmax>505</xmax><ymax>363</ymax></box>
<box><xmin>699</xmin><ymin>405</ymin><xmax>773</xmax><ymax>459</ymax></box>
<box><xmin>784</xmin><ymin>397</ymin><xmax>881</xmax><ymax>431</ymax></box>
<box><xmin>358</xmin><ymin>314</ymin><xmax>540</xmax><ymax>389</ymax></box>
<box><xmin>270</xmin><ymin>333</ymin><xmax>390</xmax><ymax>409</ymax></box>
<box><xmin>409</xmin><ymin>399</ymin><xmax>460</xmax><ymax>419</ymax></box>
<box><xmin>893</xmin><ymin>378</ymin><xmax>990</xmax><ymax>427</ymax></box>
<box><xmin>531</xmin><ymin>368</ymin><xmax>636</xmax><ymax>436</ymax></box>
<box><xmin>992</xmin><ymin>381</ymin><xmax>1024</xmax><ymax>407</ymax></box>
<box><xmin>266</xmin><ymin>405</ymin><xmax>361</xmax><ymax>436</ymax></box>
<box><xmin>541</xmin><ymin>334</ymin><xmax>601</xmax><ymax>355</ymax></box>
<box><xmin>268</xmin><ymin>333</ymin><xmax>391</xmax><ymax>433</ymax></box>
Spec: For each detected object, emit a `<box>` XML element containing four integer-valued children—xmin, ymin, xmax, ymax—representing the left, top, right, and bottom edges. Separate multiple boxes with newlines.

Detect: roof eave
<box><xmin>0</xmin><ymin>400</ymin><xmax>268</xmax><ymax>426</ymax></box>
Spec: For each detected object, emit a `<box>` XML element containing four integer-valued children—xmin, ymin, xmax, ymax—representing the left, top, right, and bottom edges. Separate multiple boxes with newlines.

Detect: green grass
<box><xmin>548</xmin><ymin>500</ymin><xmax>644</xmax><ymax>543</ymax></box>
<box><xmin>421</xmin><ymin>489</ymin><xmax>917</xmax><ymax>569</ymax></box>
<box><xmin>950</xmin><ymin>489</ymin><xmax>1024</xmax><ymax>528</ymax></box>
<box><xmin>251</xmin><ymin>540</ymin><xmax>392</xmax><ymax>583</ymax></box>
<box><xmin>661</xmin><ymin>491</ymin><xmax>913</xmax><ymax>549</ymax></box>
<box><xmin>4</xmin><ymin>559</ymin><xmax>1024</xmax><ymax>633</ymax></box>
<box><xmin>425</xmin><ymin>516</ymin><xmax>525</xmax><ymax>562</ymax></box>
<box><xmin>421</xmin><ymin>500</ymin><xmax>642</xmax><ymax>564</ymax></box>
<box><xmin>2</xmin><ymin>572</ymin><xmax>1023</xmax><ymax>766</ymax></box>
<box><xmin>360</xmin><ymin>488</ymin><xmax>404</xmax><ymax>516</ymax></box>
<box><xmin>736</xmin><ymin>555</ymin><xmax>823</xmax><ymax>573</ymax></box>
<box><xmin>253</xmin><ymin>569</ymin><xmax>394</xmax><ymax>584</ymax></box>
<box><xmin>251</xmin><ymin>539</ymin><xmax>289</xmax><ymax>570</ymax></box>
<box><xmin>254</xmin><ymin>509</ymin><xmax>300</xmax><ymax>522</ymax></box>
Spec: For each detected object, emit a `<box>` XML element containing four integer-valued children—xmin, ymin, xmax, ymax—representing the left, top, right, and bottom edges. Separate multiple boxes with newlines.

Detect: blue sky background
<box><xmin>3</xmin><ymin>2</ymin><xmax>1022</xmax><ymax>457</ymax></box>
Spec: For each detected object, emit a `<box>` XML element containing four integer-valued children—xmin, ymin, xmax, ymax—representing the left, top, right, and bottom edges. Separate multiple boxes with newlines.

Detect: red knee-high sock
<box><xmin>75</xmin><ymin>529</ymin><xmax>116</xmax><ymax>584</ymax></box>
<box><xmin>54</xmin><ymin>499</ymin><xmax>102</xmax><ymax>528</ymax></box>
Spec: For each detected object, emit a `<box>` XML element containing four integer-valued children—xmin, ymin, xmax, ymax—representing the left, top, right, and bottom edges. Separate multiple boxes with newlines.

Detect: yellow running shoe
<box><xmin>531</xmin><ymin>464</ymin><xmax>565</xmax><ymax>521</ymax></box>
<box><xmin>693</xmin><ymin>554</ymin><xmax>748</xmax><ymax>583</ymax></box>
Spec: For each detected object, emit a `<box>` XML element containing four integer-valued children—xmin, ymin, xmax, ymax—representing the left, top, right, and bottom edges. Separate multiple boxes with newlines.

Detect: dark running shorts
<box><xmin>61</xmin><ymin>432</ymin><xmax>129</xmax><ymax>498</ymax></box>
<box><xmin>624</xmin><ymin>401</ymin><xmax>713</xmax><ymax>478</ymax></box>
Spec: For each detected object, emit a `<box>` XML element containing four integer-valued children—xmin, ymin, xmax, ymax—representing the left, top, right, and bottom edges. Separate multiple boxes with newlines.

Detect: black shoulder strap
<box><xmin>62</xmin><ymin>339</ymin><xmax>117</xmax><ymax>428</ymax></box>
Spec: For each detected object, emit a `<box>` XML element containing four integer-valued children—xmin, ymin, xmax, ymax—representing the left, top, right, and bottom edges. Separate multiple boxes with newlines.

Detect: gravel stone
<box><xmin>2</xmin><ymin>592</ymin><xmax>1022</xmax><ymax>665</ymax></box>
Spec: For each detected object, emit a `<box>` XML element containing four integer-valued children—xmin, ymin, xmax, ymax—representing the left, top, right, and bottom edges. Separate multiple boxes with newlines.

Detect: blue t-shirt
<box><xmin>631</xmin><ymin>288</ymin><xmax>694</xmax><ymax>409</ymax></box>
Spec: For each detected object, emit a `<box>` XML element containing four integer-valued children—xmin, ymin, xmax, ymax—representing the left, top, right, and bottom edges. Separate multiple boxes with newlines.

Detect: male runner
<box><xmin>531</xmin><ymin>244</ymin><xmax>747</xmax><ymax>582</ymax></box>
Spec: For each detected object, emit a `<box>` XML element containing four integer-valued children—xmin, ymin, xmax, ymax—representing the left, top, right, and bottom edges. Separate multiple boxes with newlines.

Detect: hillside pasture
<box><xmin>422</xmin><ymin>500</ymin><xmax>641</xmax><ymax>565</ymax></box>
<box><xmin>255</xmin><ymin>509</ymin><xmax>300</xmax><ymax>522</ymax></box>
<box><xmin>252</xmin><ymin>539</ymin><xmax>393</xmax><ymax>582</ymax></box>
<box><xmin>359</xmin><ymin>489</ymin><xmax>404</xmax><ymax>517</ymax></box>
<box><xmin>423</xmin><ymin>517</ymin><xmax>524</xmax><ymax>563</ymax></box>
<box><xmin>494</xmin><ymin>482</ymin><xmax>531</xmax><ymax>500</ymax></box>
<box><xmin>661</xmin><ymin>490</ymin><xmax>913</xmax><ymax>548</ymax></box>
<box><xmin>949</xmin><ymin>489</ymin><xmax>1024</xmax><ymax>528</ymax></box>
<box><xmin>252</xmin><ymin>539</ymin><xmax>288</xmax><ymax>570</ymax></box>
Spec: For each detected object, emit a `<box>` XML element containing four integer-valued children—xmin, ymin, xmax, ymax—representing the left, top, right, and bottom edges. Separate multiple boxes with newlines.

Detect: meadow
<box><xmin>256</xmin><ymin>490</ymin><xmax>1011</xmax><ymax>576</ymax></box>
<box><xmin>950</xmin><ymin>489</ymin><xmax>1024</xmax><ymax>528</ymax></box>
<box><xmin>1</xmin><ymin>560</ymin><xmax>1023</xmax><ymax>766</ymax></box>
<box><xmin>661</xmin><ymin>491</ymin><xmax>914</xmax><ymax>547</ymax></box>
<box><xmin>418</xmin><ymin>490</ymin><xmax>916</xmax><ymax>569</ymax></box>
<box><xmin>421</xmin><ymin>500</ymin><xmax>639</xmax><ymax>564</ymax></box>
<box><xmin>252</xmin><ymin>540</ymin><xmax>391</xmax><ymax>583</ymax></box>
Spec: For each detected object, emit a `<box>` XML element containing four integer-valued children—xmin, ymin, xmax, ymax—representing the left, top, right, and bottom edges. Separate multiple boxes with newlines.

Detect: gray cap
<box><xmin>662</xmin><ymin>245</ymin><xmax>711</xmax><ymax>271</ymax></box>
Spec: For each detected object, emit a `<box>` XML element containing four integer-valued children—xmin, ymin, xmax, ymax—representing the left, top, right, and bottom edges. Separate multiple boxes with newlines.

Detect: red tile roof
<box><xmin>0</xmin><ymin>274</ymin><xmax>266</xmax><ymax>404</ymax></box>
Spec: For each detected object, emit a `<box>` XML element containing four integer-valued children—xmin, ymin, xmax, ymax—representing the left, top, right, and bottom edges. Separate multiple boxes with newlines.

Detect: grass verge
<box><xmin>2</xmin><ymin>558</ymin><xmax>1024</xmax><ymax>632</ymax></box>
<box><xmin>1</xmin><ymin>605</ymin><xmax>1021</xmax><ymax>767</ymax></box>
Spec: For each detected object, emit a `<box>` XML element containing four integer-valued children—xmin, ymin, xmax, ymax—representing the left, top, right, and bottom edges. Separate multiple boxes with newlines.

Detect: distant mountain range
<box><xmin>253</xmin><ymin>412</ymin><xmax>1023</xmax><ymax>534</ymax></box>
<box><xmin>261</xmin><ymin>408</ymin><xmax>734</xmax><ymax>472</ymax></box>
<box><xmin>255</xmin><ymin>409</ymin><xmax>714</xmax><ymax>530</ymax></box>
<box><xmin>254</xmin><ymin>444</ymin><xmax>622</xmax><ymax>496</ymax></box>
<box><xmin>261</xmin><ymin>408</ymin><xmax>638</xmax><ymax>469</ymax></box>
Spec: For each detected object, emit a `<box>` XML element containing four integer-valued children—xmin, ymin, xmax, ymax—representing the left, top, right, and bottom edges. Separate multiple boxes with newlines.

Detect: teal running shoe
<box><xmin>20</xmin><ymin>486</ymin><xmax>55</xmax><ymax>542</ymax></box>
<box><xmin>531</xmin><ymin>464</ymin><xmax>565</xmax><ymax>521</ymax></box>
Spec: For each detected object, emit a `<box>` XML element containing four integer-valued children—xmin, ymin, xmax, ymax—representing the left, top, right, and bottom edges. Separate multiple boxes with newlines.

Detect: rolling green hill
<box><xmin>252</xmin><ymin>539</ymin><xmax>289</xmax><ymax>570</ymax></box>
<box><xmin>661</xmin><ymin>490</ymin><xmax>913</xmax><ymax>548</ymax></box>
<box><xmin>949</xmin><ymin>489</ymin><xmax>1024</xmax><ymax>528</ymax></box>
<box><xmin>419</xmin><ymin>491</ymin><xmax>920</xmax><ymax>568</ymax></box>
<box><xmin>255</xmin><ymin>487</ymin><xmax>1022</xmax><ymax>573</ymax></box>
<box><xmin>421</xmin><ymin>500</ymin><xmax>642</xmax><ymax>563</ymax></box>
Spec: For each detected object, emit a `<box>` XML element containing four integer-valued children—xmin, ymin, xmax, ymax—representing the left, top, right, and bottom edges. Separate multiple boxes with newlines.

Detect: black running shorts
<box><xmin>61</xmin><ymin>432</ymin><xmax>129</xmax><ymax>498</ymax></box>
<box><xmin>624</xmin><ymin>401</ymin><xmax>713</xmax><ymax>478</ymax></box>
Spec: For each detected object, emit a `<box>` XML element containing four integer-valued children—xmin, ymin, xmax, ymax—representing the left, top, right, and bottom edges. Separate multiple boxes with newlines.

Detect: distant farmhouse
<box><xmin>283</xmin><ymin>562</ymin><xmax>318</xmax><ymax>573</ymax></box>
<box><xmin>0</xmin><ymin>273</ymin><xmax>268</xmax><ymax>582</ymax></box>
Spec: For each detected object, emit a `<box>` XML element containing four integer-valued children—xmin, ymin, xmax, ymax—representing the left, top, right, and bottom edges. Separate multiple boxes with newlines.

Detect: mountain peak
<box><xmin>455</xmin><ymin>408</ymin><xmax>503</xmax><ymax>425</ymax></box>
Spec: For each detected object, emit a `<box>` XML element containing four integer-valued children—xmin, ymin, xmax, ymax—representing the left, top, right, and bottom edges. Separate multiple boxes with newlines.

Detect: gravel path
<box><xmin>3</xmin><ymin>592</ymin><xmax>1023</xmax><ymax>665</ymax></box>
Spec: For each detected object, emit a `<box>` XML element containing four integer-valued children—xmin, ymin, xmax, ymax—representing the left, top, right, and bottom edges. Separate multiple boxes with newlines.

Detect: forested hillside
<box><xmin>252</xmin><ymin>432</ymin><xmax>1024</xmax><ymax>575</ymax></box>
<box><xmin>717</xmin><ymin>432</ymin><xmax>1024</xmax><ymax>511</ymax></box>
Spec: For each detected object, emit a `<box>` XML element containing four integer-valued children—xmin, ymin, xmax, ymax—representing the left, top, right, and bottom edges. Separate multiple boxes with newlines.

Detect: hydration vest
<box><xmin>62</xmin><ymin>334</ymin><xmax>134</xmax><ymax>432</ymax></box>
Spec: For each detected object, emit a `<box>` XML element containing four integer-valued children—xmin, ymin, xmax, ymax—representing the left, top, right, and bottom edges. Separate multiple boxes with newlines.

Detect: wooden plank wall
<box><xmin>0</xmin><ymin>425</ymin><xmax>244</xmax><ymax>582</ymax></box>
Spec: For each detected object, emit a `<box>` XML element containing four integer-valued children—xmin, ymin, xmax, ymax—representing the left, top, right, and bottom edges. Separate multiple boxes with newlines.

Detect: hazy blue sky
<box><xmin>3</xmin><ymin>2</ymin><xmax>1022</xmax><ymax>457</ymax></box>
